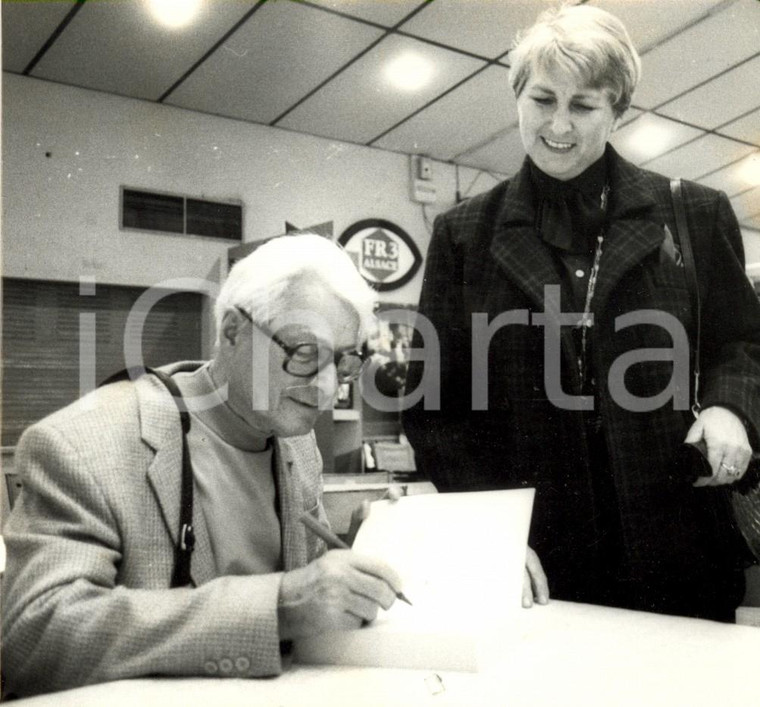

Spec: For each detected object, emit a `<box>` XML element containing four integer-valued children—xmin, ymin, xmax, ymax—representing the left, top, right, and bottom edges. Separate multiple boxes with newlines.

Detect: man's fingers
<box><xmin>348</xmin><ymin>553</ymin><xmax>403</xmax><ymax>597</ymax></box>
<box><xmin>383</xmin><ymin>485</ymin><xmax>405</xmax><ymax>501</ymax></box>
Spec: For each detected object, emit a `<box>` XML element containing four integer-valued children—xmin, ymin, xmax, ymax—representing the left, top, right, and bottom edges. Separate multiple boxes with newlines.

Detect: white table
<box><xmin>14</xmin><ymin>600</ymin><xmax>760</xmax><ymax>706</ymax></box>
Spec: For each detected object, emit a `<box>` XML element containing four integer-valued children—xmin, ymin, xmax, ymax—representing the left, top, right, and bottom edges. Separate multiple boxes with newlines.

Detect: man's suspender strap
<box><xmin>99</xmin><ymin>367</ymin><xmax>195</xmax><ymax>587</ymax></box>
<box><xmin>670</xmin><ymin>178</ymin><xmax>702</xmax><ymax>416</ymax></box>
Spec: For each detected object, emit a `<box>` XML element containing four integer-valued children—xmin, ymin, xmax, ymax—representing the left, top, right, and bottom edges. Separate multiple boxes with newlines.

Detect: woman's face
<box><xmin>516</xmin><ymin>63</ymin><xmax>620</xmax><ymax>181</ymax></box>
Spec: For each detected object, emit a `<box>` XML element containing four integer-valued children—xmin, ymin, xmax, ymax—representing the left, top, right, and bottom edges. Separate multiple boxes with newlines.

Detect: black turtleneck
<box><xmin>527</xmin><ymin>151</ymin><xmax>610</xmax><ymax>317</ymax></box>
<box><xmin>529</xmin><ymin>151</ymin><xmax>608</xmax><ymax>254</ymax></box>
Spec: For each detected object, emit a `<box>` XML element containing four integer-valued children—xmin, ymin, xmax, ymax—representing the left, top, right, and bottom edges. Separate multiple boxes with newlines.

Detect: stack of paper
<box><xmin>294</xmin><ymin>488</ymin><xmax>535</xmax><ymax>672</ymax></box>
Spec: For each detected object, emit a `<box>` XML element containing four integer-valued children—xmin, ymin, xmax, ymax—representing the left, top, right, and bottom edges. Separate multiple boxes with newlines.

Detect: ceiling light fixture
<box><xmin>738</xmin><ymin>152</ymin><xmax>760</xmax><ymax>187</ymax></box>
<box><xmin>615</xmin><ymin>113</ymin><xmax>678</xmax><ymax>163</ymax></box>
<box><xmin>146</xmin><ymin>0</ymin><xmax>202</xmax><ymax>28</ymax></box>
<box><xmin>384</xmin><ymin>53</ymin><xmax>434</xmax><ymax>92</ymax></box>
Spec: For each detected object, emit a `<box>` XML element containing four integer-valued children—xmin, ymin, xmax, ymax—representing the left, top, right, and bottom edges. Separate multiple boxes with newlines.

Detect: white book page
<box><xmin>352</xmin><ymin>489</ymin><xmax>535</xmax><ymax>623</ymax></box>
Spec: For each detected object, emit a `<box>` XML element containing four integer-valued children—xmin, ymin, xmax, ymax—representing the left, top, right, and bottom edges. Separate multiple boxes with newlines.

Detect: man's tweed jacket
<box><xmin>404</xmin><ymin>147</ymin><xmax>760</xmax><ymax>617</ymax></box>
<box><xmin>2</xmin><ymin>362</ymin><xmax>327</xmax><ymax>696</ymax></box>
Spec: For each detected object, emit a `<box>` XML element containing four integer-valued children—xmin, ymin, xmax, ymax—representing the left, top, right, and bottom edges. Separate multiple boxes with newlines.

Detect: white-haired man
<box><xmin>2</xmin><ymin>234</ymin><xmax>402</xmax><ymax>697</ymax></box>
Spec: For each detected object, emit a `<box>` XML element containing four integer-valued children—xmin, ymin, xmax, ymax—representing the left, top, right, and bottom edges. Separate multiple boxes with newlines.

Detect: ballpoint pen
<box><xmin>299</xmin><ymin>511</ymin><xmax>413</xmax><ymax>606</ymax></box>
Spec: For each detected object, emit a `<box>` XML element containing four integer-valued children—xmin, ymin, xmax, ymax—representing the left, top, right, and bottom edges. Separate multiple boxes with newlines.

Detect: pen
<box><xmin>299</xmin><ymin>511</ymin><xmax>412</xmax><ymax>606</ymax></box>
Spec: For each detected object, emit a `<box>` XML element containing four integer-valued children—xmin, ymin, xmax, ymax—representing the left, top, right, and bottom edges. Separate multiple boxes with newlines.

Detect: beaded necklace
<box><xmin>577</xmin><ymin>183</ymin><xmax>610</xmax><ymax>391</ymax></box>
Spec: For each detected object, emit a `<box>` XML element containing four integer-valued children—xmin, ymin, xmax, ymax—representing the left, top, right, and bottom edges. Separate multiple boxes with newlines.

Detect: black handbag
<box><xmin>670</xmin><ymin>178</ymin><xmax>760</xmax><ymax>562</ymax></box>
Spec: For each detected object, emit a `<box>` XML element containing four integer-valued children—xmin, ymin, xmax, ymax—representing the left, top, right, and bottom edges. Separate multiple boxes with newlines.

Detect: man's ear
<box><xmin>220</xmin><ymin>310</ymin><xmax>241</xmax><ymax>347</ymax></box>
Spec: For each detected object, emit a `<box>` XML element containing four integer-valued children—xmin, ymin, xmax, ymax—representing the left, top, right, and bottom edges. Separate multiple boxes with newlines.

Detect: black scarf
<box><xmin>529</xmin><ymin>152</ymin><xmax>608</xmax><ymax>254</ymax></box>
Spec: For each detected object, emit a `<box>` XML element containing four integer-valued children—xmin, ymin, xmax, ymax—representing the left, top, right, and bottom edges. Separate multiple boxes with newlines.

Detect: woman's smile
<box><xmin>541</xmin><ymin>136</ymin><xmax>575</xmax><ymax>152</ymax></box>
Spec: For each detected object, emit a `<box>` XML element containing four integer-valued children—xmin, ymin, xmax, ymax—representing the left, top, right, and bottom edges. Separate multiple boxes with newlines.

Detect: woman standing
<box><xmin>404</xmin><ymin>5</ymin><xmax>760</xmax><ymax>622</ymax></box>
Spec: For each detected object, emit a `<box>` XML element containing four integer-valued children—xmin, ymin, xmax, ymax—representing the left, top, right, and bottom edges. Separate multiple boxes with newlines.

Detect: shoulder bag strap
<box><xmin>670</xmin><ymin>178</ymin><xmax>702</xmax><ymax>417</ymax></box>
<box><xmin>99</xmin><ymin>367</ymin><xmax>195</xmax><ymax>587</ymax></box>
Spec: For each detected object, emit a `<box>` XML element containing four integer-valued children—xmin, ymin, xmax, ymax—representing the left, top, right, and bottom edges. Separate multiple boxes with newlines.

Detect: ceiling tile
<box><xmin>610</xmin><ymin>112</ymin><xmax>703</xmax><ymax>165</ymax></box>
<box><xmin>455</xmin><ymin>126</ymin><xmax>525</xmax><ymax>175</ymax></box>
<box><xmin>658</xmin><ymin>54</ymin><xmax>760</xmax><ymax>130</ymax></box>
<box><xmin>1</xmin><ymin>1</ymin><xmax>76</xmax><ymax>73</ymax></box>
<box><xmin>277</xmin><ymin>34</ymin><xmax>485</xmax><ymax>144</ymax></box>
<box><xmin>166</xmin><ymin>1</ymin><xmax>383</xmax><ymax>124</ymax></box>
<box><xmin>399</xmin><ymin>0</ymin><xmax>556</xmax><ymax>60</ymax></box>
<box><xmin>632</xmin><ymin>0</ymin><xmax>760</xmax><ymax>110</ymax></box>
<box><xmin>373</xmin><ymin>65</ymin><xmax>515</xmax><ymax>161</ymax></box>
<box><xmin>719</xmin><ymin>107</ymin><xmax>760</xmax><ymax>145</ymax></box>
<box><xmin>591</xmin><ymin>0</ymin><xmax>727</xmax><ymax>54</ymax></box>
<box><xmin>698</xmin><ymin>150</ymin><xmax>760</xmax><ymax>196</ymax></box>
<box><xmin>729</xmin><ymin>187</ymin><xmax>760</xmax><ymax>222</ymax></box>
<box><xmin>29</xmin><ymin>0</ymin><xmax>260</xmax><ymax>101</ymax></box>
<box><xmin>642</xmin><ymin>133</ymin><xmax>756</xmax><ymax>181</ymax></box>
<box><xmin>305</xmin><ymin>0</ymin><xmax>425</xmax><ymax>27</ymax></box>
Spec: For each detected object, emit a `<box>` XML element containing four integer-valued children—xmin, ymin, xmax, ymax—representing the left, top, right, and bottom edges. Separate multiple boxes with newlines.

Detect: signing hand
<box><xmin>522</xmin><ymin>546</ymin><xmax>549</xmax><ymax>608</ymax></box>
<box><xmin>685</xmin><ymin>405</ymin><xmax>752</xmax><ymax>487</ymax></box>
<box><xmin>277</xmin><ymin>549</ymin><xmax>403</xmax><ymax>639</ymax></box>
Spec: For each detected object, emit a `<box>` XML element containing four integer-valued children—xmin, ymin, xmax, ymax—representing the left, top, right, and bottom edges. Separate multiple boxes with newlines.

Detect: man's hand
<box><xmin>277</xmin><ymin>550</ymin><xmax>403</xmax><ymax>639</ymax></box>
<box><xmin>522</xmin><ymin>546</ymin><xmax>549</xmax><ymax>608</ymax></box>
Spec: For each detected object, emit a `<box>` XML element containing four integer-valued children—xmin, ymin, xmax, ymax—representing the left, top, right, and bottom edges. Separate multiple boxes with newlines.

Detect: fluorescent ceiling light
<box><xmin>738</xmin><ymin>152</ymin><xmax>760</xmax><ymax>187</ymax></box>
<box><xmin>384</xmin><ymin>53</ymin><xmax>434</xmax><ymax>91</ymax></box>
<box><xmin>614</xmin><ymin>113</ymin><xmax>683</xmax><ymax>163</ymax></box>
<box><xmin>146</xmin><ymin>0</ymin><xmax>202</xmax><ymax>28</ymax></box>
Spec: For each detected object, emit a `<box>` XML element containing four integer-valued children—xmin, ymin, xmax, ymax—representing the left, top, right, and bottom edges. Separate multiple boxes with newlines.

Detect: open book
<box><xmin>294</xmin><ymin>488</ymin><xmax>535</xmax><ymax>672</ymax></box>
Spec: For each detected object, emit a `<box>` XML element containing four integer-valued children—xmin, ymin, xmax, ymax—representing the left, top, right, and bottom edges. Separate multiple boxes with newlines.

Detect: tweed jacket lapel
<box><xmin>592</xmin><ymin>149</ymin><xmax>666</xmax><ymax>319</ymax></box>
<box><xmin>274</xmin><ymin>439</ymin><xmax>308</xmax><ymax>571</ymax></box>
<box><xmin>137</xmin><ymin>371</ymin><xmax>216</xmax><ymax>587</ymax></box>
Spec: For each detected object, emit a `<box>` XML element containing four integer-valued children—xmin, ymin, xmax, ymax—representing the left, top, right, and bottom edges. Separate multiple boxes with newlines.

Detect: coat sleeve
<box><xmin>1</xmin><ymin>421</ymin><xmax>286</xmax><ymax>697</ymax></box>
<box><xmin>696</xmin><ymin>189</ymin><xmax>760</xmax><ymax>450</ymax></box>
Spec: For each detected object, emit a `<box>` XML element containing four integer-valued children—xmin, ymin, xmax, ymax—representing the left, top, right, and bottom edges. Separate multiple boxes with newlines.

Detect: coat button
<box><xmin>204</xmin><ymin>661</ymin><xmax>218</xmax><ymax>675</ymax></box>
<box><xmin>219</xmin><ymin>658</ymin><xmax>234</xmax><ymax>674</ymax></box>
<box><xmin>235</xmin><ymin>656</ymin><xmax>251</xmax><ymax>672</ymax></box>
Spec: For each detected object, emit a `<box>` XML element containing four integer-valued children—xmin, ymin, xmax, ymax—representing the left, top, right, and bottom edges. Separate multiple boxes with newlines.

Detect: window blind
<box><xmin>2</xmin><ymin>278</ymin><xmax>203</xmax><ymax>447</ymax></box>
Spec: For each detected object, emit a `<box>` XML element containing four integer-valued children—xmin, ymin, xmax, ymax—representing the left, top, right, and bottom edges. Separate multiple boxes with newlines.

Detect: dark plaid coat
<box><xmin>404</xmin><ymin>147</ymin><xmax>760</xmax><ymax>617</ymax></box>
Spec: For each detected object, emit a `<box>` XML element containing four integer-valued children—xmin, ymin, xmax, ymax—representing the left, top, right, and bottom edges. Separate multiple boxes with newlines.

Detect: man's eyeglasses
<box><xmin>234</xmin><ymin>306</ymin><xmax>369</xmax><ymax>383</ymax></box>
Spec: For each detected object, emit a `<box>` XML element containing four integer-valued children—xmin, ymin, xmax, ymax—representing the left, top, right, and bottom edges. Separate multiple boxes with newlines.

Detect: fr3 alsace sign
<box><xmin>338</xmin><ymin>219</ymin><xmax>423</xmax><ymax>292</ymax></box>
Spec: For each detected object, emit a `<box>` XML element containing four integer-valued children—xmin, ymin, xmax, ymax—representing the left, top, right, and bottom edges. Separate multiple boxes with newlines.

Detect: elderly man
<box><xmin>2</xmin><ymin>234</ymin><xmax>402</xmax><ymax>697</ymax></box>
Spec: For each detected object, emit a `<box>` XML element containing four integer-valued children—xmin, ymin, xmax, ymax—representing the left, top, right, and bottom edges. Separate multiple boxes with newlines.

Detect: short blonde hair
<box><xmin>509</xmin><ymin>4</ymin><xmax>641</xmax><ymax>117</ymax></box>
<box><xmin>215</xmin><ymin>233</ymin><xmax>377</xmax><ymax>342</ymax></box>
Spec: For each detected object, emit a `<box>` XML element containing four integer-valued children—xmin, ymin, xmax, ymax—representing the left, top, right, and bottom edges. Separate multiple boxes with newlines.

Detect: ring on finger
<box><xmin>719</xmin><ymin>461</ymin><xmax>740</xmax><ymax>477</ymax></box>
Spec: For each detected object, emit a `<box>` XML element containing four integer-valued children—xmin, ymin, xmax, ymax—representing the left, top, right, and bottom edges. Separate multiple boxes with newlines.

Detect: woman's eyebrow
<box><xmin>529</xmin><ymin>84</ymin><xmax>555</xmax><ymax>93</ymax></box>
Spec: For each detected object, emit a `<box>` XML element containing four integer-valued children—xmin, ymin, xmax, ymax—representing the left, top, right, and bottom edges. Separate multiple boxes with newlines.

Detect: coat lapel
<box><xmin>489</xmin><ymin>161</ymin><xmax>581</xmax><ymax>386</ymax></box>
<box><xmin>137</xmin><ymin>372</ymin><xmax>216</xmax><ymax>587</ymax></box>
<box><xmin>592</xmin><ymin>150</ymin><xmax>666</xmax><ymax>318</ymax></box>
<box><xmin>491</xmin><ymin>152</ymin><xmax>668</xmax><ymax>325</ymax></box>
<box><xmin>489</xmin><ymin>160</ymin><xmax>566</xmax><ymax>313</ymax></box>
<box><xmin>274</xmin><ymin>439</ymin><xmax>307</xmax><ymax>571</ymax></box>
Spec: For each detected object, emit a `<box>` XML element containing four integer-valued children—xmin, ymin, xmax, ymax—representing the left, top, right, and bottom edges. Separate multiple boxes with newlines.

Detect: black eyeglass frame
<box><xmin>233</xmin><ymin>305</ymin><xmax>369</xmax><ymax>383</ymax></box>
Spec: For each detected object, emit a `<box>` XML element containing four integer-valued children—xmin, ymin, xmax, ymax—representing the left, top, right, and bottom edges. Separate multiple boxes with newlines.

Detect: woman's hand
<box><xmin>522</xmin><ymin>546</ymin><xmax>550</xmax><ymax>608</ymax></box>
<box><xmin>685</xmin><ymin>405</ymin><xmax>752</xmax><ymax>486</ymax></box>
